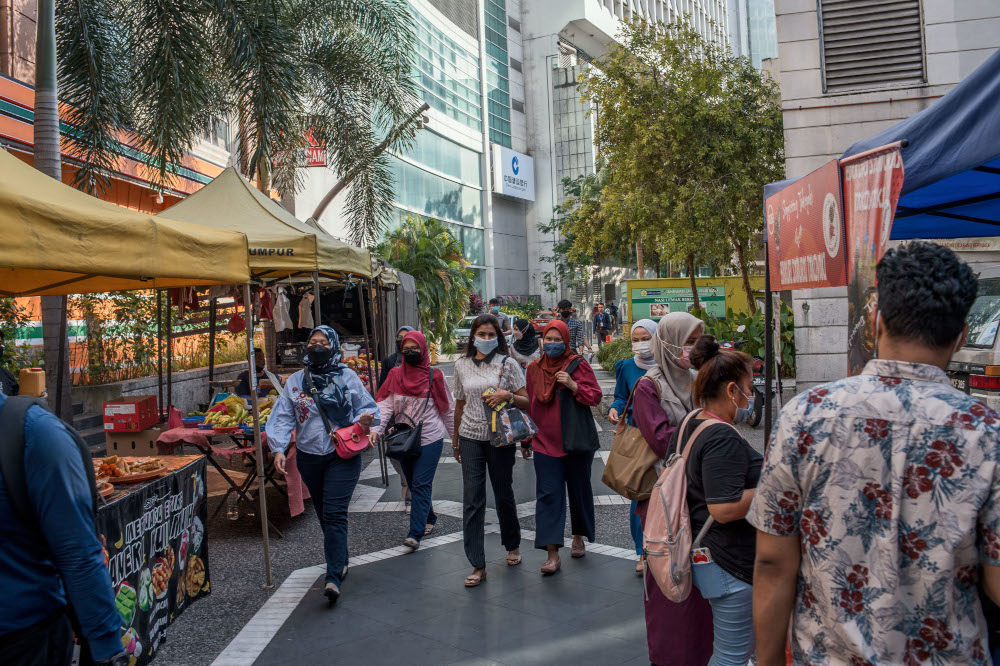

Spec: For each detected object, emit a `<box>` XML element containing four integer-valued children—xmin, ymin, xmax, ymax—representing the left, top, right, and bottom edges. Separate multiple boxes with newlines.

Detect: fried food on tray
<box><xmin>93</xmin><ymin>456</ymin><xmax>165</xmax><ymax>477</ymax></box>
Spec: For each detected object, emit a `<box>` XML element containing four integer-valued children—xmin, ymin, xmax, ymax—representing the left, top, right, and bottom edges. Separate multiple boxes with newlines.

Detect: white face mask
<box><xmin>632</xmin><ymin>340</ymin><xmax>652</xmax><ymax>358</ymax></box>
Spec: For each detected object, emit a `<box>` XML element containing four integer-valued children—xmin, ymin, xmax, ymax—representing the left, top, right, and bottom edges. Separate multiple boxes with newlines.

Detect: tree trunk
<box><xmin>734</xmin><ymin>240</ymin><xmax>757</xmax><ymax>314</ymax></box>
<box><xmin>35</xmin><ymin>0</ymin><xmax>72</xmax><ymax>420</ymax></box>
<box><xmin>256</xmin><ymin>154</ymin><xmax>270</xmax><ymax>194</ymax></box>
<box><xmin>686</xmin><ymin>253</ymin><xmax>701</xmax><ymax>312</ymax></box>
<box><xmin>635</xmin><ymin>239</ymin><xmax>645</xmax><ymax>278</ymax></box>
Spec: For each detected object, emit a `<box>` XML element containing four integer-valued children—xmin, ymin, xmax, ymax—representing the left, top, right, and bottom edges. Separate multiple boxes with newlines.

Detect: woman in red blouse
<box><xmin>525</xmin><ymin>320</ymin><xmax>604</xmax><ymax>575</ymax></box>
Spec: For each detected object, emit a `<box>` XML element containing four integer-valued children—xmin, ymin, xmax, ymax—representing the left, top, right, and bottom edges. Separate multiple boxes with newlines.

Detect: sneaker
<box><xmin>324</xmin><ymin>582</ymin><xmax>340</xmax><ymax>603</ymax></box>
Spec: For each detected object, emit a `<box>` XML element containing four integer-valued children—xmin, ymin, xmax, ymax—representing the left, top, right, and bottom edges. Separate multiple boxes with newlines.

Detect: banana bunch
<box><xmin>241</xmin><ymin>405</ymin><xmax>272</xmax><ymax>427</ymax></box>
<box><xmin>204</xmin><ymin>411</ymin><xmax>240</xmax><ymax>427</ymax></box>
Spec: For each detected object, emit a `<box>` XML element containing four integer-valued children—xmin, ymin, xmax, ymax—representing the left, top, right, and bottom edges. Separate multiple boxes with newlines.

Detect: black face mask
<box><xmin>396</xmin><ymin>338</ymin><xmax>404</xmax><ymax>353</ymax></box>
<box><xmin>402</xmin><ymin>350</ymin><xmax>422</xmax><ymax>366</ymax></box>
<box><xmin>560</xmin><ymin>310</ymin><xmax>571</xmax><ymax>320</ymax></box>
<box><xmin>307</xmin><ymin>344</ymin><xmax>332</xmax><ymax>367</ymax></box>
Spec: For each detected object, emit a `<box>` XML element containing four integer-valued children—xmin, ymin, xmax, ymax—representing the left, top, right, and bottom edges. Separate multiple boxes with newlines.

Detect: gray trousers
<box><xmin>460</xmin><ymin>437</ymin><xmax>521</xmax><ymax>568</ymax></box>
<box><xmin>390</xmin><ymin>457</ymin><xmax>410</xmax><ymax>500</ymax></box>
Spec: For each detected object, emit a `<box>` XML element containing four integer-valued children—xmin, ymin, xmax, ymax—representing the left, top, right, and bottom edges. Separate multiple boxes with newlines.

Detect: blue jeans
<box><xmin>401</xmin><ymin>438</ymin><xmax>442</xmax><ymax>541</ymax></box>
<box><xmin>692</xmin><ymin>560</ymin><xmax>754</xmax><ymax>666</ymax></box>
<box><xmin>296</xmin><ymin>450</ymin><xmax>362</xmax><ymax>586</ymax></box>
<box><xmin>629</xmin><ymin>500</ymin><xmax>643</xmax><ymax>556</ymax></box>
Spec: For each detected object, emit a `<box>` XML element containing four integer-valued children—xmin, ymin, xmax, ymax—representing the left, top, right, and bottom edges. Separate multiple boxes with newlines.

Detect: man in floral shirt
<box><xmin>749</xmin><ymin>242</ymin><xmax>1000</xmax><ymax>665</ymax></box>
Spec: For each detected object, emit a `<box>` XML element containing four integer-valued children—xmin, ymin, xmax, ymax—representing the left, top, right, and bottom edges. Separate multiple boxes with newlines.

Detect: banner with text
<box><xmin>631</xmin><ymin>286</ymin><xmax>726</xmax><ymax>319</ymax></box>
<box><xmin>765</xmin><ymin>159</ymin><xmax>846</xmax><ymax>290</ymax></box>
<box><xmin>843</xmin><ymin>144</ymin><xmax>905</xmax><ymax>375</ymax></box>
<box><xmin>95</xmin><ymin>457</ymin><xmax>210</xmax><ymax>665</ymax></box>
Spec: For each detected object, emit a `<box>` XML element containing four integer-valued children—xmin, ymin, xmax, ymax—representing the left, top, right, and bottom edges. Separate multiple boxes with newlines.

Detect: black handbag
<box><xmin>557</xmin><ymin>357</ymin><xmax>600</xmax><ymax>454</ymax></box>
<box><xmin>383</xmin><ymin>367</ymin><xmax>434</xmax><ymax>461</ymax></box>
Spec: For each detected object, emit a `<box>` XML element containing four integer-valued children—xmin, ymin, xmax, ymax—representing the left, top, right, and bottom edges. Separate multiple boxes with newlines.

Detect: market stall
<box><xmin>761</xmin><ymin>48</ymin><xmax>1000</xmax><ymax>441</ymax></box>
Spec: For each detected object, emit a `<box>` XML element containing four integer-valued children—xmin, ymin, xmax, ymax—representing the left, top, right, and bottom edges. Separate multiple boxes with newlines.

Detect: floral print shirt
<box><xmin>748</xmin><ymin>360</ymin><xmax>1000</xmax><ymax>665</ymax></box>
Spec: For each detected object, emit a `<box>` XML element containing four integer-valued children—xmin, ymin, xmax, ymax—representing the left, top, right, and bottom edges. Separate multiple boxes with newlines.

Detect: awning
<box><xmin>766</xmin><ymin>48</ymin><xmax>1000</xmax><ymax>241</ymax></box>
<box><xmin>158</xmin><ymin>168</ymin><xmax>372</xmax><ymax>278</ymax></box>
<box><xmin>0</xmin><ymin>148</ymin><xmax>251</xmax><ymax>296</ymax></box>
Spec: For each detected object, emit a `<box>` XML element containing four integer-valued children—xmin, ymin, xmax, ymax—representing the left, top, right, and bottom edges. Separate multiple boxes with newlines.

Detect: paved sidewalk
<box><xmin>217</xmin><ymin>531</ymin><xmax>648</xmax><ymax>666</ymax></box>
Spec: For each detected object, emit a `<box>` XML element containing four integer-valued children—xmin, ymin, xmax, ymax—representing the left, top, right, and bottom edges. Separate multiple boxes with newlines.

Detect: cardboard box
<box><xmin>103</xmin><ymin>395</ymin><xmax>158</xmax><ymax>432</ymax></box>
<box><xmin>105</xmin><ymin>426</ymin><xmax>165</xmax><ymax>456</ymax></box>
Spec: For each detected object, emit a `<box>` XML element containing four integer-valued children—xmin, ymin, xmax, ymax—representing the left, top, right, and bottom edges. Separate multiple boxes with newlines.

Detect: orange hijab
<box><xmin>527</xmin><ymin>319</ymin><xmax>580</xmax><ymax>404</ymax></box>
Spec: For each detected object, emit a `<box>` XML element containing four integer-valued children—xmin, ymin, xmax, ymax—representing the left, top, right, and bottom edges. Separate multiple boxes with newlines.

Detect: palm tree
<box><xmin>53</xmin><ymin>0</ymin><xmax>420</xmax><ymax>245</ymax></box>
<box><xmin>375</xmin><ymin>217</ymin><xmax>476</xmax><ymax>350</ymax></box>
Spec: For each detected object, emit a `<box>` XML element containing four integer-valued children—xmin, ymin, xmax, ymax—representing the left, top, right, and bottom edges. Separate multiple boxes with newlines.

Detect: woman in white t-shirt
<box><xmin>452</xmin><ymin>314</ymin><xmax>530</xmax><ymax>587</ymax></box>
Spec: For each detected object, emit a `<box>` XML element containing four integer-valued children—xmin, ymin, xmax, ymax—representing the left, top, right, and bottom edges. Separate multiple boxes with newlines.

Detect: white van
<box><xmin>949</xmin><ymin>265</ymin><xmax>1000</xmax><ymax>410</ymax></box>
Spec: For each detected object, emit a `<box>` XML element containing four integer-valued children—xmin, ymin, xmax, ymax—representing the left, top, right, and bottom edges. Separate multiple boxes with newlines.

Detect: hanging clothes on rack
<box><xmin>260</xmin><ymin>287</ymin><xmax>275</xmax><ymax>320</ymax></box>
<box><xmin>298</xmin><ymin>291</ymin><xmax>315</xmax><ymax>329</ymax></box>
<box><xmin>273</xmin><ymin>286</ymin><xmax>293</xmax><ymax>332</ymax></box>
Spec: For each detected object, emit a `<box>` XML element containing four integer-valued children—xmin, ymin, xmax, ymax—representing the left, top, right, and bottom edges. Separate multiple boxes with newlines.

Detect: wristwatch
<box><xmin>96</xmin><ymin>651</ymin><xmax>129</xmax><ymax>666</ymax></box>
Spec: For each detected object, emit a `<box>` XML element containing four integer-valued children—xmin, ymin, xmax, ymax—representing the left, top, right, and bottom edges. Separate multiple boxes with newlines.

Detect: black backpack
<box><xmin>0</xmin><ymin>396</ymin><xmax>98</xmax><ymax>539</ymax></box>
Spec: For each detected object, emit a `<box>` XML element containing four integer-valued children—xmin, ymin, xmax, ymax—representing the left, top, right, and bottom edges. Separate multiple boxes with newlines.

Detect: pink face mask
<box><xmin>675</xmin><ymin>345</ymin><xmax>693</xmax><ymax>370</ymax></box>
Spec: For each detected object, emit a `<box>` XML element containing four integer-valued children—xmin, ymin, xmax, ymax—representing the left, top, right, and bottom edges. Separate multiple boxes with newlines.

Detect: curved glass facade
<box><xmin>412</xmin><ymin>11</ymin><xmax>482</xmax><ymax>131</ymax></box>
<box><xmin>402</xmin><ymin>129</ymin><xmax>482</xmax><ymax>187</ymax></box>
<box><xmin>389</xmin><ymin>155</ymin><xmax>482</xmax><ymax>228</ymax></box>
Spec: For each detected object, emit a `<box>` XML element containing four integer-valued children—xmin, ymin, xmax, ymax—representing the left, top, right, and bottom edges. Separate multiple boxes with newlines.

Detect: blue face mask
<box><xmin>542</xmin><ymin>342</ymin><xmax>566</xmax><ymax>358</ymax></box>
<box><xmin>474</xmin><ymin>337</ymin><xmax>499</xmax><ymax>354</ymax></box>
<box><xmin>491</xmin><ymin>306</ymin><xmax>500</xmax><ymax>313</ymax></box>
<box><xmin>733</xmin><ymin>387</ymin><xmax>755</xmax><ymax>424</ymax></box>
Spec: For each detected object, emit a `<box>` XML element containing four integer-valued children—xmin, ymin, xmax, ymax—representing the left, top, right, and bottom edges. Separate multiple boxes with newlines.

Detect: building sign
<box><xmin>842</xmin><ymin>144</ymin><xmax>905</xmax><ymax>375</ymax></box>
<box><xmin>305</xmin><ymin>129</ymin><xmax>325</xmax><ymax>167</ymax></box>
<box><xmin>492</xmin><ymin>145</ymin><xmax>535</xmax><ymax>201</ymax></box>
<box><xmin>630</xmin><ymin>286</ymin><xmax>726</xmax><ymax>319</ymax></box>
<box><xmin>765</xmin><ymin>159</ymin><xmax>846</xmax><ymax>290</ymax></box>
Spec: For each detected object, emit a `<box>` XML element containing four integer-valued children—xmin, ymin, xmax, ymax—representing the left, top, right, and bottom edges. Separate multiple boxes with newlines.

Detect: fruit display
<box><xmin>343</xmin><ymin>351</ymin><xmax>371</xmax><ymax>373</ymax></box>
<box><xmin>116</xmin><ymin>581</ymin><xmax>137</xmax><ymax>628</ymax></box>
<box><xmin>203</xmin><ymin>394</ymin><xmax>274</xmax><ymax>428</ymax></box>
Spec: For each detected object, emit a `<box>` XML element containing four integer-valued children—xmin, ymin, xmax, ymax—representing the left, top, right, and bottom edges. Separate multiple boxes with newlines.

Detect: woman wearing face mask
<box><xmin>452</xmin><ymin>315</ymin><xmax>529</xmax><ymax>586</ymax></box>
<box><xmin>525</xmin><ymin>320</ymin><xmax>603</xmax><ymax>574</ymax></box>
<box><xmin>670</xmin><ymin>335</ymin><xmax>761</xmax><ymax>666</ymax></box>
<box><xmin>266</xmin><ymin>326</ymin><xmax>380</xmax><ymax>603</ymax></box>
<box><xmin>509</xmin><ymin>317</ymin><xmax>540</xmax><ymax>368</ymax></box>
<box><xmin>630</xmin><ymin>312</ymin><xmax>714</xmax><ymax>665</ymax></box>
<box><xmin>377</xmin><ymin>325</ymin><xmax>417</xmax><ymax>512</ymax></box>
<box><xmin>606</xmin><ymin>319</ymin><xmax>658</xmax><ymax>574</ymax></box>
<box><xmin>371</xmin><ymin>330</ymin><xmax>455</xmax><ymax>553</ymax></box>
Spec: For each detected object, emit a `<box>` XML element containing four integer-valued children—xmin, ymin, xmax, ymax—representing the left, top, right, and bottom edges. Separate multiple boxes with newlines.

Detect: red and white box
<box><xmin>103</xmin><ymin>395</ymin><xmax>158</xmax><ymax>433</ymax></box>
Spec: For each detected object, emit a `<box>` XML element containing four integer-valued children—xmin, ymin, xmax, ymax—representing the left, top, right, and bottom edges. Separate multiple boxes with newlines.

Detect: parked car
<box><xmin>948</xmin><ymin>265</ymin><xmax>1000</xmax><ymax>411</ymax></box>
<box><xmin>531</xmin><ymin>310</ymin><xmax>555</xmax><ymax>332</ymax></box>
<box><xmin>454</xmin><ymin>315</ymin><xmax>478</xmax><ymax>350</ymax></box>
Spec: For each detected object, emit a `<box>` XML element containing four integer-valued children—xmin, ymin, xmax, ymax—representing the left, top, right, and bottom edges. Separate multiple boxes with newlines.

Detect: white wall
<box><xmin>774</xmin><ymin>0</ymin><xmax>1000</xmax><ymax>389</ymax></box>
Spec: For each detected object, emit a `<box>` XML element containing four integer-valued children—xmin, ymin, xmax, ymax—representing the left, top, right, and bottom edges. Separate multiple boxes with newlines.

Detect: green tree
<box><xmin>374</xmin><ymin>217</ymin><xmax>475</xmax><ymax>350</ymax></box>
<box><xmin>53</xmin><ymin>0</ymin><xmax>420</xmax><ymax>245</ymax></box>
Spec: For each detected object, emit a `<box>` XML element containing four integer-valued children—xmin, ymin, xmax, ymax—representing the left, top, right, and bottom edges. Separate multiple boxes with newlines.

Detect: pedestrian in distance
<box><xmin>488</xmin><ymin>298</ymin><xmax>512</xmax><ymax>336</ymax></box>
<box><xmin>267</xmin><ymin>325</ymin><xmax>380</xmax><ymax>603</ymax></box>
<box><xmin>234</xmin><ymin>347</ymin><xmax>267</xmax><ymax>398</ymax></box>
<box><xmin>594</xmin><ymin>303</ymin><xmax>613</xmax><ymax>348</ymax></box>
<box><xmin>371</xmin><ymin>330</ymin><xmax>454</xmax><ymax>554</ymax></box>
<box><xmin>675</xmin><ymin>335</ymin><xmax>761</xmax><ymax>666</ymax></box>
<box><xmin>525</xmin><ymin>319</ymin><xmax>603</xmax><ymax>574</ymax></box>
<box><xmin>750</xmin><ymin>241</ymin><xmax>1000</xmax><ymax>665</ymax></box>
<box><xmin>631</xmin><ymin>311</ymin><xmax>714</xmax><ymax>665</ymax></box>
<box><xmin>452</xmin><ymin>314</ymin><xmax>529</xmax><ymax>586</ymax></box>
<box><xmin>0</xmin><ymin>393</ymin><xmax>127</xmax><ymax>666</ymax></box>
<box><xmin>607</xmin><ymin>318</ymin><xmax>658</xmax><ymax>574</ymax></box>
<box><xmin>377</xmin><ymin>325</ymin><xmax>416</xmax><ymax>513</ymax></box>
<box><xmin>510</xmin><ymin>317</ymin><xmax>540</xmax><ymax>368</ymax></box>
<box><xmin>557</xmin><ymin>298</ymin><xmax>591</xmax><ymax>355</ymax></box>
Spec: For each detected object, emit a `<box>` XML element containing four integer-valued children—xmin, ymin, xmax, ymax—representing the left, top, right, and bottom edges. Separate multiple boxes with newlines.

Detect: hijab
<box><xmin>512</xmin><ymin>317</ymin><xmax>539</xmax><ymax>357</ymax></box>
<box><xmin>394</xmin><ymin>326</ymin><xmax>415</xmax><ymax>353</ymax></box>
<box><xmin>304</xmin><ymin>325</ymin><xmax>353</xmax><ymax>427</ymax></box>
<box><xmin>645</xmin><ymin>313</ymin><xmax>702</xmax><ymax>425</ymax></box>
<box><xmin>526</xmin><ymin>320</ymin><xmax>580</xmax><ymax>404</ymax></box>
<box><xmin>376</xmin><ymin>330</ymin><xmax>451</xmax><ymax>415</ymax></box>
<box><xmin>630</xmin><ymin>319</ymin><xmax>658</xmax><ymax>371</ymax></box>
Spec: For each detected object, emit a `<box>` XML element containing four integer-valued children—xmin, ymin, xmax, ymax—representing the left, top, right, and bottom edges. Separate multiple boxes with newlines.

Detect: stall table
<box><xmin>96</xmin><ymin>455</ymin><xmax>210</xmax><ymax>666</ymax></box>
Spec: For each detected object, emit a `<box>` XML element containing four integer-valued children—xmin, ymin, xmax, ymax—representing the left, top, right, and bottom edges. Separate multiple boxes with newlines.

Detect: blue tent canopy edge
<box><xmin>764</xmin><ymin>48</ymin><xmax>1000</xmax><ymax>241</ymax></box>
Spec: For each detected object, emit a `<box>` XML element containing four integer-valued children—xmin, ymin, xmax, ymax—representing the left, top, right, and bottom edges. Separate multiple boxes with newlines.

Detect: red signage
<box><xmin>842</xmin><ymin>144</ymin><xmax>905</xmax><ymax>375</ymax></box>
<box><xmin>765</xmin><ymin>159</ymin><xmax>846</xmax><ymax>291</ymax></box>
<box><xmin>305</xmin><ymin>129</ymin><xmax>325</xmax><ymax>167</ymax></box>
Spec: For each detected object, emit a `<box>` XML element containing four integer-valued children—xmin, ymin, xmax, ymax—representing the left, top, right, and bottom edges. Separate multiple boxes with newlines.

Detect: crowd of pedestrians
<box><xmin>5</xmin><ymin>240</ymin><xmax>1000</xmax><ymax>666</ymax></box>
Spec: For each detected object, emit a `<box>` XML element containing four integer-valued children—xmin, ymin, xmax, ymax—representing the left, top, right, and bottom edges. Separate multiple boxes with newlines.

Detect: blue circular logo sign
<box><xmin>512</xmin><ymin>156</ymin><xmax>519</xmax><ymax>175</ymax></box>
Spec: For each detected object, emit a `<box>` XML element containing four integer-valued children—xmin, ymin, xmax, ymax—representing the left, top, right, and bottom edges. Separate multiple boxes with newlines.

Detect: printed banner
<box><xmin>765</xmin><ymin>160</ymin><xmax>847</xmax><ymax>290</ymax></box>
<box><xmin>95</xmin><ymin>458</ymin><xmax>210</xmax><ymax>665</ymax></box>
<box><xmin>630</xmin><ymin>286</ymin><xmax>726</xmax><ymax>319</ymax></box>
<box><xmin>843</xmin><ymin>145</ymin><xmax>905</xmax><ymax>376</ymax></box>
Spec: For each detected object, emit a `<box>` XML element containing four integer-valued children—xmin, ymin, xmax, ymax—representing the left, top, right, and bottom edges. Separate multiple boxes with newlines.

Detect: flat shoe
<box><xmin>540</xmin><ymin>559</ymin><xmax>561</xmax><ymax>575</ymax></box>
<box><xmin>403</xmin><ymin>537</ymin><xmax>419</xmax><ymax>553</ymax></box>
<box><xmin>506</xmin><ymin>551</ymin><xmax>522</xmax><ymax>566</ymax></box>
<box><xmin>464</xmin><ymin>570</ymin><xmax>487</xmax><ymax>587</ymax></box>
<box><xmin>571</xmin><ymin>542</ymin><xmax>586</xmax><ymax>558</ymax></box>
<box><xmin>324</xmin><ymin>582</ymin><xmax>340</xmax><ymax>603</ymax></box>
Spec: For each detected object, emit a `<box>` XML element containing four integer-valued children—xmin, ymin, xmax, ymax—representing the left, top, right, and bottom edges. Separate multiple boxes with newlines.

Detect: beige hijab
<box><xmin>644</xmin><ymin>312</ymin><xmax>703</xmax><ymax>425</ymax></box>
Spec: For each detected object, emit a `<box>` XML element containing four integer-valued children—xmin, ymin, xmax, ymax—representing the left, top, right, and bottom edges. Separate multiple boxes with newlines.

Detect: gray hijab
<box><xmin>645</xmin><ymin>313</ymin><xmax>703</xmax><ymax>425</ymax></box>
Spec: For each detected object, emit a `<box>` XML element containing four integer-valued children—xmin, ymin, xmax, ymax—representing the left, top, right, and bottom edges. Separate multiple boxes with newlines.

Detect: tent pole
<box><xmin>208</xmin><ymin>297</ymin><xmax>217</xmax><ymax>400</ymax></box>
<box><xmin>55</xmin><ymin>294</ymin><xmax>68</xmax><ymax>419</ymax></box>
<box><xmin>312</xmin><ymin>272</ymin><xmax>322</xmax><ymax>326</ymax></box>
<box><xmin>157</xmin><ymin>290</ymin><xmax>163</xmax><ymax>417</ymax></box>
<box><xmin>166</xmin><ymin>293</ymin><xmax>173</xmax><ymax>414</ymax></box>
<box><xmin>357</xmin><ymin>280</ymin><xmax>375</xmax><ymax>392</ymax></box>
<box><xmin>764</xmin><ymin>242</ymin><xmax>774</xmax><ymax>448</ymax></box>
<box><xmin>244</xmin><ymin>282</ymin><xmax>273</xmax><ymax>588</ymax></box>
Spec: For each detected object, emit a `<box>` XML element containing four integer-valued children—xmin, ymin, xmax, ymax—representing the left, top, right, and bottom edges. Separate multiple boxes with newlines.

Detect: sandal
<box><xmin>540</xmin><ymin>558</ymin><xmax>561</xmax><ymax>575</ymax></box>
<box><xmin>424</xmin><ymin>523</ymin><xmax>434</xmax><ymax>536</ymax></box>
<box><xmin>635</xmin><ymin>557</ymin><xmax>644</xmax><ymax>576</ymax></box>
<box><xmin>403</xmin><ymin>537</ymin><xmax>419</xmax><ymax>553</ymax></box>
<box><xmin>506</xmin><ymin>550</ymin><xmax>522</xmax><ymax>566</ymax></box>
<box><xmin>464</xmin><ymin>569</ymin><xmax>487</xmax><ymax>587</ymax></box>
<box><xmin>571</xmin><ymin>541</ymin><xmax>586</xmax><ymax>558</ymax></box>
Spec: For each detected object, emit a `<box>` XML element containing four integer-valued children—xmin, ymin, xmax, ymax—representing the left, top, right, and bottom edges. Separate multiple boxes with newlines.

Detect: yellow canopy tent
<box><xmin>158</xmin><ymin>167</ymin><xmax>372</xmax><ymax>279</ymax></box>
<box><xmin>0</xmin><ymin>149</ymin><xmax>250</xmax><ymax>297</ymax></box>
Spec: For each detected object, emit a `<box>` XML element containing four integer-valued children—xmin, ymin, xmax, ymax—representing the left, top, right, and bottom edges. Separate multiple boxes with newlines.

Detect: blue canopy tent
<box><xmin>760</xmin><ymin>48</ymin><xmax>1000</xmax><ymax>439</ymax></box>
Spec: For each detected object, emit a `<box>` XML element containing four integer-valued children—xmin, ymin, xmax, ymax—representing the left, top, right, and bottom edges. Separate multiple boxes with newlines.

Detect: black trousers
<box><xmin>0</xmin><ymin>609</ymin><xmax>75</xmax><ymax>666</ymax></box>
<box><xmin>459</xmin><ymin>437</ymin><xmax>521</xmax><ymax>568</ymax></box>
<box><xmin>533</xmin><ymin>449</ymin><xmax>596</xmax><ymax>549</ymax></box>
